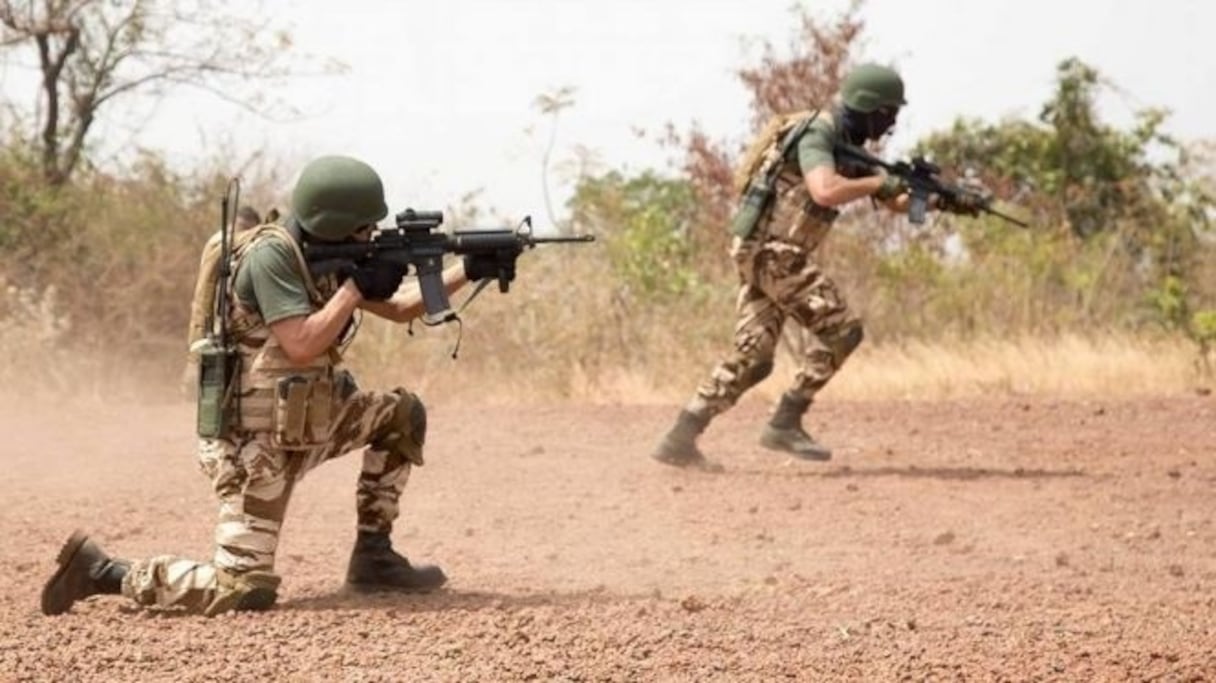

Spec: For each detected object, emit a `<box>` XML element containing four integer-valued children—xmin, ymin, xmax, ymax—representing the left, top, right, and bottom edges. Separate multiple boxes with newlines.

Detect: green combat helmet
<box><xmin>292</xmin><ymin>155</ymin><xmax>388</xmax><ymax>240</ymax></box>
<box><xmin>841</xmin><ymin>64</ymin><xmax>907</xmax><ymax>113</ymax></box>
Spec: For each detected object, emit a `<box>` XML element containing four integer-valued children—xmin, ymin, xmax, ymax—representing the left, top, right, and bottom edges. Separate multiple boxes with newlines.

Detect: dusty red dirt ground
<box><xmin>1</xmin><ymin>396</ymin><xmax>1214</xmax><ymax>681</ymax></box>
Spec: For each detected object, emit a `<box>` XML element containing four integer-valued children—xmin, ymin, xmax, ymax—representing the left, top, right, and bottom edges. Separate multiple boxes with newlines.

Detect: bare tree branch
<box><xmin>0</xmin><ymin>0</ymin><xmax>334</xmax><ymax>185</ymax></box>
<box><xmin>30</xmin><ymin>10</ymin><xmax>80</xmax><ymax>183</ymax></box>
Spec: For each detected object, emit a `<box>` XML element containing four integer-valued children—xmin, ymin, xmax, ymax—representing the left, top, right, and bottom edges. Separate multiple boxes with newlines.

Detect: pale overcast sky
<box><xmin>3</xmin><ymin>0</ymin><xmax>1214</xmax><ymax>223</ymax></box>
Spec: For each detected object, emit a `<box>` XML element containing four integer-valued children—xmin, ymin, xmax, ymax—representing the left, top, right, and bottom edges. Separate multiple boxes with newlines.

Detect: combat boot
<box><xmin>41</xmin><ymin>530</ymin><xmax>130</xmax><ymax>615</ymax></box>
<box><xmin>759</xmin><ymin>392</ymin><xmax>832</xmax><ymax>461</ymax></box>
<box><xmin>345</xmin><ymin>531</ymin><xmax>447</xmax><ymax>593</ymax></box>
<box><xmin>651</xmin><ymin>410</ymin><xmax>724</xmax><ymax>473</ymax></box>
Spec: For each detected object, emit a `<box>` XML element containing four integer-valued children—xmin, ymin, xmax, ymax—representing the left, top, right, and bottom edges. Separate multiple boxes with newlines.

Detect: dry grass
<box><xmin>1</xmin><ymin>331</ymin><xmax>1203</xmax><ymax>409</ymax></box>
<box><xmin>812</xmin><ymin>333</ymin><xmax>1206</xmax><ymax>401</ymax></box>
<box><xmin>3</xmin><ymin>241</ymin><xmax>1208</xmax><ymax>406</ymax></box>
<box><xmin>342</xmin><ymin>321</ymin><xmax>1206</xmax><ymax>405</ymax></box>
<box><xmin>0</xmin><ymin>252</ymin><xmax>1207</xmax><ymax>407</ymax></box>
<box><xmin>329</xmin><ymin>245</ymin><xmax>1210</xmax><ymax>404</ymax></box>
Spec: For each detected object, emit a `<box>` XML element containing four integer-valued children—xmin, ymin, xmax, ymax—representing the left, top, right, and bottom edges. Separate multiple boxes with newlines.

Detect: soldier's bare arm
<box><xmin>804</xmin><ymin>166</ymin><xmax>887</xmax><ymax>207</ymax></box>
<box><xmin>268</xmin><ymin>280</ymin><xmax>364</xmax><ymax>364</ymax></box>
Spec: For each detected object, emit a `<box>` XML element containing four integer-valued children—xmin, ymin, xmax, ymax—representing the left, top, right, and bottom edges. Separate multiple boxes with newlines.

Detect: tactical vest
<box><xmin>222</xmin><ymin>225</ymin><xmax>345</xmax><ymax>447</ymax></box>
<box><xmin>734</xmin><ymin>110</ymin><xmax>842</xmax><ymax>252</ymax></box>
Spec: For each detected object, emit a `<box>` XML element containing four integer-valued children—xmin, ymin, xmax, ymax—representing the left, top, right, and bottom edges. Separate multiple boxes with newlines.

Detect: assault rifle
<box><xmin>834</xmin><ymin>143</ymin><xmax>1029</xmax><ymax>228</ymax></box>
<box><xmin>302</xmin><ymin>209</ymin><xmax>594</xmax><ymax>326</ymax></box>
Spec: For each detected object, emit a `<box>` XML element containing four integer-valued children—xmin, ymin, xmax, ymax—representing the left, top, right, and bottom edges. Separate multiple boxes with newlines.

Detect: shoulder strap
<box><xmin>773</xmin><ymin>109</ymin><xmax>824</xmax><ymax>169</ymax></box>
<box><xmin>236</xmin><ymin>223</ymin><xmax>326</xmax><ymax>307</ymax></box>
<box><xmin>751</xmin><ymin>110</ymin><xmax>825</xmax><ymax>191</ymax></box>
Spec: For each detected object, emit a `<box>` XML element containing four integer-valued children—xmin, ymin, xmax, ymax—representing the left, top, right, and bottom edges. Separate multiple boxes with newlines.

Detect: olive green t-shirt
<box><xmin>796</xmin><ymin>115</ymin><xmax>839</xmax><ymax>173</ymax></box>
<box><xmin>233</xmin><ymin>237</ymin><xmax>313</xmax><ymax>324</ymax></box>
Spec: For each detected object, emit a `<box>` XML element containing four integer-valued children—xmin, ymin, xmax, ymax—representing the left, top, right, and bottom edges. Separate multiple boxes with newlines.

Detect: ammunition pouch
<box><xmin>271</xmin><ymin>372</ymin><xmax>335</xmax><ymax>449</ymax></box>
<box><xmin>236</xmin><ymin>365</ymin><xmax>338</xmax><ymax>449</ymax></box>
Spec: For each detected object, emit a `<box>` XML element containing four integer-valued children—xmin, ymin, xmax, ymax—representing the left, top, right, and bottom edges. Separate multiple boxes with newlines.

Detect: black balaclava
<box><xmin>838</xmin><ymin>105</ymin><xmax>897</xmax><ymax>144</ymax></box>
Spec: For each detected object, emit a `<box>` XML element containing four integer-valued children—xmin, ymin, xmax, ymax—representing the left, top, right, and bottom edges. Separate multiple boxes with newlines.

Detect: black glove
<box><xmin>463</xmin><ymin>252</ymin><xmax>516</xmax><ymax>283</ymax></box>
<box><xmin>349</xmin><ymin>260</ymin><xmax>407</xmax><ymax>301</ymax></box>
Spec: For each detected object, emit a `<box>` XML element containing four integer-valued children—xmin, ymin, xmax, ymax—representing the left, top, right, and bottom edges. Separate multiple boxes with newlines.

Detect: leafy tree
<box><xmin>917</xmin><ymin>57</ymin><xmax>1215</xmax><ymax>351</ymax></box>
<box><xmin>918</xmin><ymin>59</ymin><xmax>1203</xmax><ymax>240</ymax></box>
<box><xmin>567</xmin><ymin>170</ymin><xmax>703</xmax><ymax>301</ymax></box>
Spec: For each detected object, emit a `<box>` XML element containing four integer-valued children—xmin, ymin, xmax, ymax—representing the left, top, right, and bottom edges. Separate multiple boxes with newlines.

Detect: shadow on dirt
<box><xmin>95</xmin><ymin>587</ymin><xmax>637</xmax><ymax>619</ymax></box>
<box><xmin>732</xmin><ymin>465</ymin><xmax>1087</xmax><ymax>481</ymax></box>
<box><xmin>279</xmin><ymin>586</ymin><xmax>643</xmax><ymax>614</ymax></box>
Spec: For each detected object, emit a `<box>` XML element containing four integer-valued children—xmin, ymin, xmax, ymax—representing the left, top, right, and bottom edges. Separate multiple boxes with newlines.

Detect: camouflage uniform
<box><xmin>651</xmin><ymin>65</ymin><xmax>911</xmax><ymax>468</ymax></box>
<box><xmin>41</xmin><ymin>156</ymin><xmax>447</xmax><ymax>618</ymax></box>
<box><xmin>123</xmin><ymin>390</ymin><xmax>422</xmax><ymax>615</ymax></box>
<box><xmin>124</xmin><ymin>225</ymin><xmax>427</xmax><ymax>615</ymax></box>
<box><xmin>686</xmin><ymin>112</ymin><xmax>864</xmax><ymax>421</ymax></box>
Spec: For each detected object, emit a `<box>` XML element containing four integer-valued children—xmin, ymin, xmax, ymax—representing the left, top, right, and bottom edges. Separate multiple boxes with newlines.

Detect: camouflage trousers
<box><xmin>686</xmin><ymin>239</ymin><xmax>863</xmax><ymax>419</ymax></box>
<box><xmin>121</xmin><ymin>388</ymin><xmax>425</xmax><ymax>616</ymax></box>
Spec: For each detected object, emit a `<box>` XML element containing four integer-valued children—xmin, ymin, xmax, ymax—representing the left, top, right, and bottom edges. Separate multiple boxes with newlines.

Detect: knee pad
<box><xmin>831</xmin><ymin>320</ymin><xmax>865</xmax><ymax>360</ymax></box>
<box><xmin>398</xmin><ymin>390</ymin><xmax>427</xmax><ymax>447</ymax></box>
<box><xmin>371</xmin><ymin>390</ymin><xmax>427</xmax><ymax>465</ymax></box>
<box><xmin>334</xmin><ymin>370</ymin><xmax>360</xmax><ymax>400</ymax></box>
<box><xmin>739</xmin><ymin>358</ymin><xmax>775</xmax><ymax>391</ymax></box>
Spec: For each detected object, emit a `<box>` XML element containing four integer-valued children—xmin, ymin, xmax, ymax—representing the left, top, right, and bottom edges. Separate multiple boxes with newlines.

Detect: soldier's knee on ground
<box><xmin>205</xmin><ymin>568</ymin><xmax>281</xmax><ymax>617</ymax></box>
<box><xmin>371</xmin><ymin>389</ymin><xmax>427</xmax><ymax>466</ymax></box>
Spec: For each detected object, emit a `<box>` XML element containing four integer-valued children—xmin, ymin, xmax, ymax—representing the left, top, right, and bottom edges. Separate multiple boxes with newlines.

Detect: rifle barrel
<box><xmin>985</xmin><ymin>207</ymin><xmax>1030</xmax><ymax>228</ymax></box>
<box><xmin>531</xmin><ymin>235</ymin><xmax>596</xmax><ymax>243</ymax></box>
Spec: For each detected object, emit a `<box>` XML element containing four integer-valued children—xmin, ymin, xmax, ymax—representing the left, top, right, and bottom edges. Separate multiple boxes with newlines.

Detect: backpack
<box><xmin>187</xmin><ymin>230</ymin><xmax>243</xmax><ymax>358</ymax></box>
<box><xmin>185</xmin><ymin>224</ymin><xmax>311</xmax><ymax>359</ymax></box>
<box><xmin>733</xmin><ymin>110</ymin><xmax>819</xmax><ymax>197</ymax></box>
